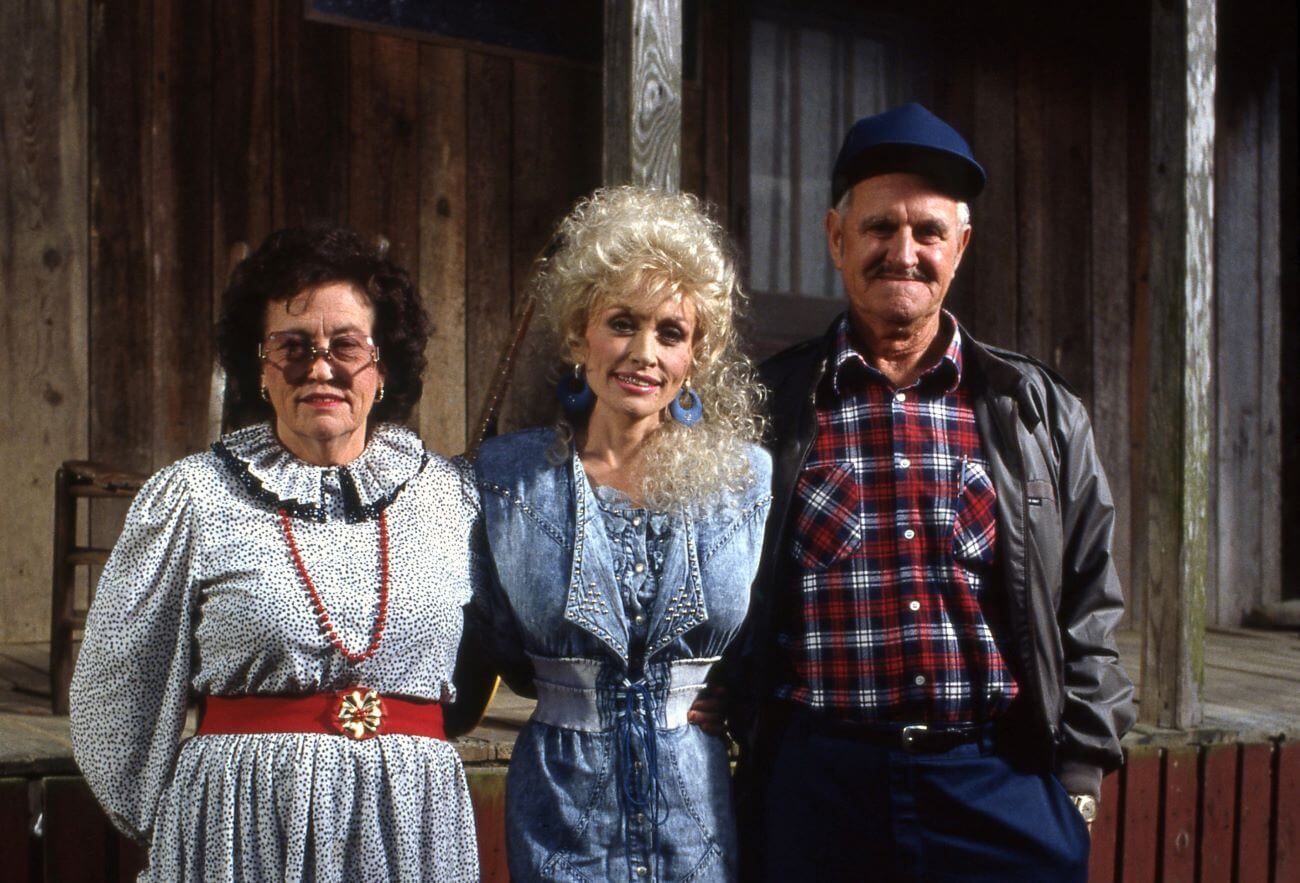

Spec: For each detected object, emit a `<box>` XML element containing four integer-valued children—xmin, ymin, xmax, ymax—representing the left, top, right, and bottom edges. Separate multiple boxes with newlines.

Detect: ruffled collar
<box><xmin>212</xmin><ymin>422</ymin><xmax>429</xmax><ymax>522</ymax></box>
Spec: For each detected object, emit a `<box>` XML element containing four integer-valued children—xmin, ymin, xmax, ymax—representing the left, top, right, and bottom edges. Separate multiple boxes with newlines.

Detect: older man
<box><xmin>726</xmin><ymin>103</ymin><xmax>1135</xmax><ymax>881</ymax></box>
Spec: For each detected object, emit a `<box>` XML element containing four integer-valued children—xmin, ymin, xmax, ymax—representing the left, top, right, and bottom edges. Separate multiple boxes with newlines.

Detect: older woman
<box><xmin>70</xmin><ymin>226</ymin><xmax>479</xmax><ymax>881</ymax></box>
<box><xmin>470</xmin><ymin>186</ymin><xmax>772</xmax><ymax>882</ymax></box>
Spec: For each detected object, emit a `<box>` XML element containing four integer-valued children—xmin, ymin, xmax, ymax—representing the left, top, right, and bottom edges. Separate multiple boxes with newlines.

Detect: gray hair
<box><xmin>834</xmin><ymin>187</ymin><xmax>971</xmax><ymax>229</ymax></box>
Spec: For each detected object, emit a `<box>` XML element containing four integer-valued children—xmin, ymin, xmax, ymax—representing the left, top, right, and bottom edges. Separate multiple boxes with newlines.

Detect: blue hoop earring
<box><xmin>556</xmin><ymin>364</ymin><xmax>595</xmax><ymax>414</ymax></box>
<box><xmin>668</xmin><ymin>384</ymin><xmax>703</xmax><ymax>426</ymax></box>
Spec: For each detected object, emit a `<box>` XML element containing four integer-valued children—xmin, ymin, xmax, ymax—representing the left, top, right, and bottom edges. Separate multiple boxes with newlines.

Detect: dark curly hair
<box><xmin>217</xmin><ymin>224</ymin><xmax>431</xmax><ymax>429</ymax></box>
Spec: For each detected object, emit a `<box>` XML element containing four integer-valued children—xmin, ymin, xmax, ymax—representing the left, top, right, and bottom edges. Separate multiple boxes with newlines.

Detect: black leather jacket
<box><xmin>727</xmin><ymin>317</ymin><xmax>1135</xmax><ymax>798</ymax></box>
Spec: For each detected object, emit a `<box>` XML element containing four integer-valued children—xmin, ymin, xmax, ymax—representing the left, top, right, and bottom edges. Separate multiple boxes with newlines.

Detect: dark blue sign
<box><xmin>308</xmin><ymin>0</ymin><xmax>602</xmax><ymax>62</ymax></box>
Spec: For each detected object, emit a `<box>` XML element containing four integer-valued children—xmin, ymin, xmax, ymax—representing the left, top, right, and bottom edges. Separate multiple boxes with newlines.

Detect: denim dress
<box><xmin>471</xmin><ymin>428</ymin><xmax>772</xmax><ymax>883</ymax></box>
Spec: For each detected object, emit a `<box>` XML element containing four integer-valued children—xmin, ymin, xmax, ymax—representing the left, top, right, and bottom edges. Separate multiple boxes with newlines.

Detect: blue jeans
<box><xmin>756</xmin><ymin>712</ymin><xmax>1090</xmax><ymax>882</ymax></box>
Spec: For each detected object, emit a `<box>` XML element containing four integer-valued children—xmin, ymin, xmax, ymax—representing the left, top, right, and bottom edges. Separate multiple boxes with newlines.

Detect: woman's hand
<box><xmin>687</xmin><ymin>686</ymin><xmax>729</xmax><ymax>738</ymax></box>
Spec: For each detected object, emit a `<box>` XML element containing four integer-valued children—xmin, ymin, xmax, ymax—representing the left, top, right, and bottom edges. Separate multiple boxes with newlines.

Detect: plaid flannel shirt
<box><xmin>776</xmin><ymin>314</ymin><xmax>1018</xmax><ymax>724</ymax></box>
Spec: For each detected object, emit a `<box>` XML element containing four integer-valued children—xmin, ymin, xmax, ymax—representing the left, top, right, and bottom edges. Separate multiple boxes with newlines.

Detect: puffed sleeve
<box><xmin>437</xmin><ymin>455</ymin><xmax>484</xmax><ymax>608</ymax></box>
<box><xmin>70</xmin><ymin>462</ymin><xmax>203</xmax><ymax>842</ymax></box>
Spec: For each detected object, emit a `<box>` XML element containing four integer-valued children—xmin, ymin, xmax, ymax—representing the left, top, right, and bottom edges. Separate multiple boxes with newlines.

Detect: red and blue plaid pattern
<box><xmin>777</xmin><ymin>314</ymin><xmax>1018</xmax><ymax>724</ymax></box>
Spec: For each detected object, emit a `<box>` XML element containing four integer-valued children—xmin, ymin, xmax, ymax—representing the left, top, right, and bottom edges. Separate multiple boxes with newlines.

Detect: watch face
<box><xmin>1072</xmin><ymin>795</ymin><xmax>1098</xmax><ymax>822</ymax></box>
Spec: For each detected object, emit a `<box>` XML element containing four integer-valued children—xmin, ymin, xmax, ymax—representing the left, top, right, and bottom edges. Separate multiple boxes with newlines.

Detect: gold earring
<box><xmin>376</xmin><ymin>383</ymin><xmax>385</xmax><ymax>403</ymax></box>
<box><xmin>259</xmin><ymin>385</ymin><xmax>270</xmax><ymax>402</ymax></box>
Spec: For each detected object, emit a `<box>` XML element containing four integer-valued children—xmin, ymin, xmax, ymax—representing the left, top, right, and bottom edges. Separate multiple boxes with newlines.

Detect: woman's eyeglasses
<box><xmin>259</xmin><ymin>333</ymin><xmax>379</xmax><ymax>376</ymax></box>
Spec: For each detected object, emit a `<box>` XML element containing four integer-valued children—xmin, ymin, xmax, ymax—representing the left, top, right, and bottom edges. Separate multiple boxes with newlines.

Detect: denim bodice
<box><xmin>593</xmin><ymin>482</ymin><xmax>672</xmax><ymax>664</ymax></box>
<box><xmin>471</xmin><ymin>428</ymin><xmax>772</xmax><ymax>882</ymax></box>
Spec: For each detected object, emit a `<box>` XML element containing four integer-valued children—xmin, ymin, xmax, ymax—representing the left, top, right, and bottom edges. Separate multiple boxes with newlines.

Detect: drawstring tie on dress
<box><xmin>617</xmin><ymin>682</ymin><xmax>670</xmax><ymax>881</ymax></box>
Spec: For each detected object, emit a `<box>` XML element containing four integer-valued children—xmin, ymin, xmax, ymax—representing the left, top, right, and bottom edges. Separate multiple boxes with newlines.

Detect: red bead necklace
<box><xmin>277</xmin><ymin>508</ymin><xmax>390</xmax><ymax>664</ymax></box>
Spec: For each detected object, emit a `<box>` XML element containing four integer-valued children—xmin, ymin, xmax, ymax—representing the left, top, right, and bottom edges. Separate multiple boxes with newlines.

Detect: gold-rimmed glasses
<box><xmin>259</xmin><ymin>332</ymin><xmax>379</xmax><ymax>380</ymax></box>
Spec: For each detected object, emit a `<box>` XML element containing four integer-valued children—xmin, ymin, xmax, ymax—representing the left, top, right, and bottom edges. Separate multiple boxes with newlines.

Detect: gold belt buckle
<box><xmin>335</xmin><ymin>688</ymin><xmax>385</xmax><ymax>740</ymax></box>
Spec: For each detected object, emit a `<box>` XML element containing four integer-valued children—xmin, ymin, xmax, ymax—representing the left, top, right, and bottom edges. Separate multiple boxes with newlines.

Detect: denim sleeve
<box><xmin>465</xmin><ymin>517</ymin><xmax>537</xmax><ymax>699</ymax></box>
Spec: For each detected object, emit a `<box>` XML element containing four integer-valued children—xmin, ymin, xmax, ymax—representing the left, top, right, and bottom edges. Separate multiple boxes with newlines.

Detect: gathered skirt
<box><xmin>143</xmin><ymin>732</ymin><xmax>478</xmax><ymax>882</ymax></box>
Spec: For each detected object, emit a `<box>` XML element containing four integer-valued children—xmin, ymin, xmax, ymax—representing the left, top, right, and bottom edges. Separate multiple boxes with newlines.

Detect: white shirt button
<box><xmin>634</xmin><ymin>562</ymin><xmax>645</xmax><ymax>573</ymax></box>
<box><xmin>903</xmin><ymin>528</ymin><xmax>916</xmax><ymax>540</ymax></box>
<box><xmin>635</xmin><ymin>614</ymin><xmax>646</xmax><ymax>625</ymax></box>
<box><xmin>635</xmin><ymin>867</ymin><xmax>650</xmax><ymax>878</ymax></box>
<box><xmin>908</xmin><ymin>600</ymin><xmax>921</xmax><ymax>612</ymax></box>
<box><xmin>914</xmin><ymin>674</ymin><xmax>926</xmax><ymax>686</ymax></box>
<box><xmin>632</xmin><ymin>516</ymin><xmax>642</xmax><ymax>527</ymax></box>
<box><xmin>899</xmin><ymin>457</ymin><xmax>911</xmax><ymax>469</ymax></box>
<box><xmin>895</xmin><ymin>392</ymin><xmax>907</xmax><ymax>403</ymax></box>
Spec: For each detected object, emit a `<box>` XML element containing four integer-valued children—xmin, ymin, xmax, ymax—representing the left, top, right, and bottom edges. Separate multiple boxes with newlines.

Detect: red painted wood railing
<box><xmin>2</xmin><ymin>741</ymin><xmax>1297</xmax><ymax>881</ymax></box>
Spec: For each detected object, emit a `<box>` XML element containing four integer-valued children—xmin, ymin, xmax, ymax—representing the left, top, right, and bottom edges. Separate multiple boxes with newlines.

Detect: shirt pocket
<box><xmin>952</xmin><ymin>458</ymin><xmax>997</xmax><ymax>567</ymax></box>
<box><xmin>790</xmin><ymin>462</ymin><xmax>863</xmax><ymax>571</ymax></box>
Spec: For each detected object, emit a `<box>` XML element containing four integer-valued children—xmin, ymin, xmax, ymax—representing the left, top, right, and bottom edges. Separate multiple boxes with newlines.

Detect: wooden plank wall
<box><xmin>1211</xmin><ymin>0</ymin><xmax>1285</xmax><ymax>624</ymax></box>
<box><xmin>1</xmin><ymin>0</ymin><xmax>1291</xmax><ymax>646</ymax></box>
<box><xmin>0</xmin><ymin>0</ymin><xmax>727</xmax><ymax>642</ymax></box>
<box><xmin>0</xmin><ymin>0</ymin><xmax>90</xmax><ymax>643</ymax></box>
<box><xmin>84</xmin><ymin>0</ymin><xmax>615</xmax><ymax>470</ymax></box>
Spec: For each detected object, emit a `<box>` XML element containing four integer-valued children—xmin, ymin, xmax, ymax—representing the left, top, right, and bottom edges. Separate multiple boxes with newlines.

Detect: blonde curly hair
<box><xmin>532</xmin><ymin>186</ymin><xmax>765</xmax><ymax>512</ymax></box>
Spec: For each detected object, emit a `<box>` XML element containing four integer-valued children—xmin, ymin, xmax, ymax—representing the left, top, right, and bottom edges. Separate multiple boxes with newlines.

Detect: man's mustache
<box><xmin>866</xmin><ymin>264</ymin><xmax>931</xmax><ymax>282</ymax></box>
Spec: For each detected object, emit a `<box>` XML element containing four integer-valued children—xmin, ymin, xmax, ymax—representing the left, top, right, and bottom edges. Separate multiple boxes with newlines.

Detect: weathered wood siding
<box><xmin>0</xmin><ymin>0</ymin><xmax>1292</xmax><ymax>645</ymax></box>
<box><xmin>0</xmin><ymin>0</ymin><xmax>90</xmax><ymax>643</ymax></box>
<box><xmin>602</xmin><ymin>0</ymin><xmax>683</xmax><ymax>190</ymax></box>
<box><xmin>1212</xmin><ymin>0</ymin><xmax>1286</xmax><ymax>623</ymax></box>
<box><xmin>0</xmin><ymin>0</ymin><xmax>731</xmax><ymax>642</ymax></box>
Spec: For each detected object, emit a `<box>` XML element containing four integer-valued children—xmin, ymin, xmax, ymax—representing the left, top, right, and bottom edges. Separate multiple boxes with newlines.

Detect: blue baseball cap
<box><xmin>831</xmin><ymin>102</ymin><xmax>986</xmax><ymax>205</ymax></box>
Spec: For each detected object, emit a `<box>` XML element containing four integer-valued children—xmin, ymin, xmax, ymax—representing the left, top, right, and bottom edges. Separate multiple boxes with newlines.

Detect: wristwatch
<box><xmin>1070</xmin><ymin>794</ymin><xmax>1098</xmax><ymax>824</ymax></box>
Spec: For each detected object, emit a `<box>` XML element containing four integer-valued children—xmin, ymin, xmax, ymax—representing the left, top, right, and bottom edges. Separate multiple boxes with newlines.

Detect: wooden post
<box><xmin>1139</xmin><ymin>0</ymin><xmax>1215</xmax><ymax>729</ymax></box>
<box><xmin>603</xmin><ymin>0</ymin><xmax>682</xmax><ymax>191</ymax></box>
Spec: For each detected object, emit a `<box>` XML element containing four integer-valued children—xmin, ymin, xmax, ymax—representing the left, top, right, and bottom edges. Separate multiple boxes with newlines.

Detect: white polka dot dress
<box><xmin>70</xmin><ymin>422</ymin><xmax>481</xmax><ymax>882</ymax></box>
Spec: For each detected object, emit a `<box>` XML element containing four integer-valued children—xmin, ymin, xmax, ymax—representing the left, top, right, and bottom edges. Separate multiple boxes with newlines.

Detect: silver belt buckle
<box><xmin>900</xmin><ymin>724</ymin><xmax>929</xmax><ymax>753</ymax></box>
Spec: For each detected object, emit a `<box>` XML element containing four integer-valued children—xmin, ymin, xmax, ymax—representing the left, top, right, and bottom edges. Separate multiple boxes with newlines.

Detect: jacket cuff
<box><xmin>1055</xmin><ymin>759</ymin><xmax>1103</xmax><ymax>799</ymax></box>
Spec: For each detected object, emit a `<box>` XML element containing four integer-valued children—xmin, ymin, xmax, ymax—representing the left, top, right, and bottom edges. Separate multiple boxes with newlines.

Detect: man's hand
<box><xmin>688</xmin><ymin>685</ymin><xmax>728</xmax><ymax>737</ymax></box>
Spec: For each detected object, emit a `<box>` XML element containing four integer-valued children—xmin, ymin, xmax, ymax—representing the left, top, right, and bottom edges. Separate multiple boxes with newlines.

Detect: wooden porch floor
<box><xmin>3</xmin><ymin>627</ymin><xmax>1298</xmax><ymax>773</ymax></box>
<box><xmin>1116</xmin><ymin>626</ymin><xmax>1300</xmax><ymax>742</ymax></box>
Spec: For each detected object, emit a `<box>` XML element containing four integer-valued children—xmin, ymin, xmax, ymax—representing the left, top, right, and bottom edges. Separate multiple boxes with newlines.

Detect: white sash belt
<box><xmin>529</xmin><ymin>656</ymin><xmax>719</xmax><ymax>733</ymax></box>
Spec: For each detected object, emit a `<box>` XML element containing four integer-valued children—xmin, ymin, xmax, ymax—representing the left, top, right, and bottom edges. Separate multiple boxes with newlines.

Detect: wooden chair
<box><xmin>49</xmin><ymin>461</ymin><xmax>147</xmax><ymax>715</ymax></box>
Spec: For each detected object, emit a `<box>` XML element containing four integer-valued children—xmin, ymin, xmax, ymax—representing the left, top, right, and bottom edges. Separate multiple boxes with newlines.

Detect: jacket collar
<box><xmin>808</xmin><ymin>311</ymin><xmax>1039</xmax><ymax>420</ymax></box>
<box><xmin>958</xmin><ymin>330</ymin><xmax>1048</xmax><ymax>429</ymax></box>
<box><xmin>212</xmin><ymin>421</ymin><xmax>428</xmax><ymax>522</ymax></box>
<box><xmin>827</xmin><ymin>312</ymin><xmax>965</xmax><ymax>397</ymax></box>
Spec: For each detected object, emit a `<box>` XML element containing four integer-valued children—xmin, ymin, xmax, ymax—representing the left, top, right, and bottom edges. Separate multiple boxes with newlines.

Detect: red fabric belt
<box><xmin>197</xmin><ymin>690</ymin><xmax>445</xmax><ymax>741</ymax></box>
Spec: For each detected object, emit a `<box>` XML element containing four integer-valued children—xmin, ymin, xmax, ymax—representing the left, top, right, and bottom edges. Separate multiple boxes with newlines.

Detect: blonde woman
<box><xmin>469</xmin><ymin>187</ymin><xmax>771</xmax><ymax>881</ymax></box>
